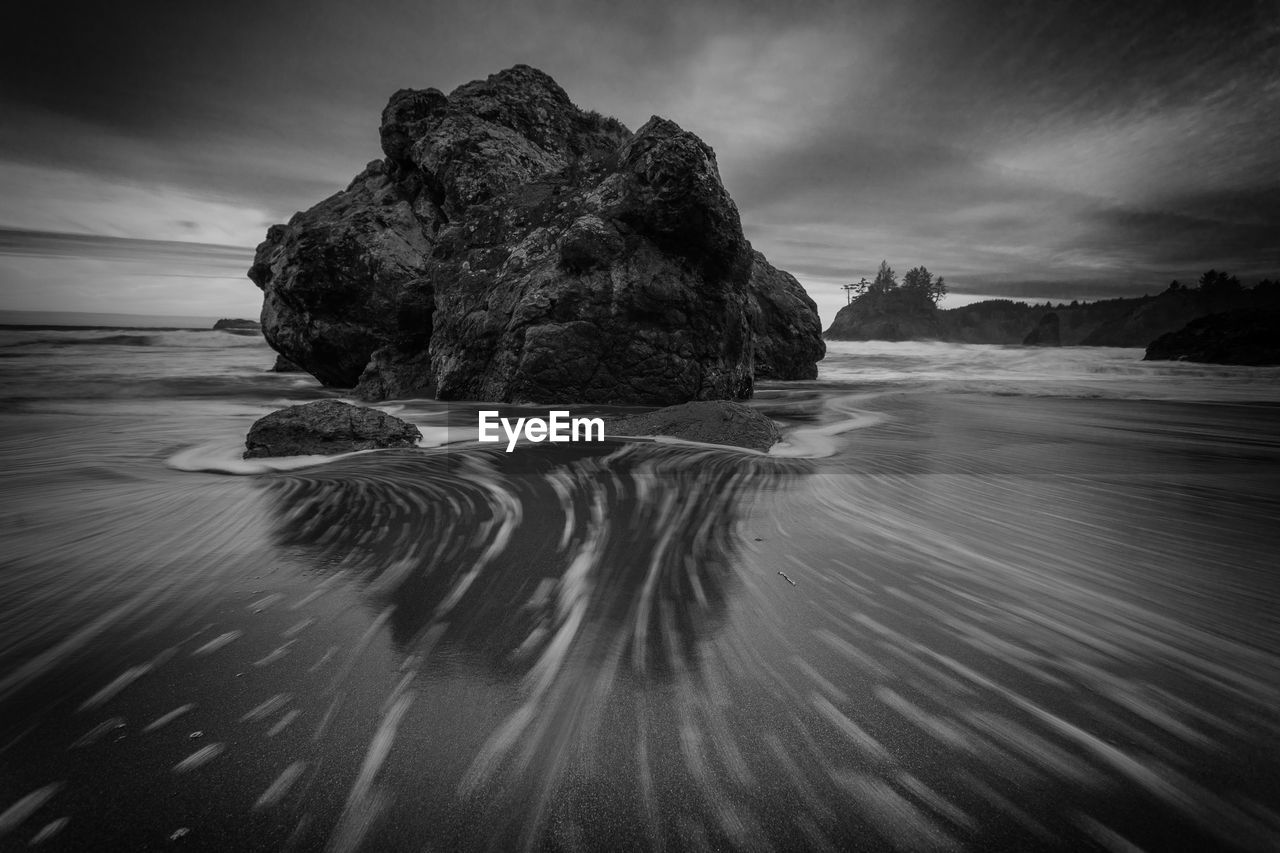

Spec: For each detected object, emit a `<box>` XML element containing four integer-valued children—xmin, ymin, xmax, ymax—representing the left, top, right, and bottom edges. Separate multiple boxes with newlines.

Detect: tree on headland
<box><xmin>870</xmin><ymin>260</ymin><xmax>897</xmax><ymax>295</ymax></box>
<box><xmin>1199</xmin><ymin>269</ymin><xmax>1241</xmax><ymax>297</ymax></box>
<box><xmin>902</xmin><ymin>266</ymin><xmax>928</xmax><ymax>295</ymax></box>
<box><xmin>902</xmin><ymin>265</ymin><xmax>948</xmax><ymax>307</ymax></box>
<box><xmin>843</xmin><ymin>277</ymin><xmax>870</xmax><ymax>303</ymax></box>
<box><xmin>842</xmin><ymin>260</ymin><xmax>948</xmax><ymax>307</ymax></box>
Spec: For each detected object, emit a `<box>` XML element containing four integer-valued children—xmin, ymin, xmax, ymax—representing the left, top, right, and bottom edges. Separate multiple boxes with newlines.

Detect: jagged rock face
<box><xmin>252</xmin><ymin>162</ymin><xmax>435</xmax><ymax>388</ymax></box>
<box><xmin>747</xmin><ymin>251</ymin><xmax>825</xmax><ymax>380</ymax></box>
<box><xmin>249</xmin><ymin>65</ymin><xmax>820</xmax><ymax>403</ymax></box>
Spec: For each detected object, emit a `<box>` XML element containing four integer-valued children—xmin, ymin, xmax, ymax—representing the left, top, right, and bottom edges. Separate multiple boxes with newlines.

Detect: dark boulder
<box><xmin>606</xmin><ymin>400</ymin><xmax>780</xmax><ymax>452</ymax></box>
<box><xmin>1022</xmin><ymin>312</ymin><xmax>1061</xmax><ymax>346</ymax></box>
<box><xmin>248</xmin><ymin>65</ymin><xmax>821</xmax><ymax>404</ymax></box>
<box><xmin>1143</xmin><ymin>310</ymin><xmax>1280</xmax><ymax>365</ymax></box>
<box><xmin>243</xmin><ymin>400</ymin><xmax>421</xmax><ymax>458</ymax></box>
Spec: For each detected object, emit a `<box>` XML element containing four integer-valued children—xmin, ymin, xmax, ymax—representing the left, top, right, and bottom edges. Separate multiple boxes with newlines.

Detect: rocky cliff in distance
<box><xmin>249</xmin><ymin>65</ymin><xmax>823</xmax><ymax>404</ymax></box>
<box><xmin>825</xmin><ymin>285</ymin><xmax>1280</xmax><ymax>347</ymax></box>
<box><xmin>1144</xmin><ymin>310</ymin><xmax>1280</xmax><ymax>365</ymax></box>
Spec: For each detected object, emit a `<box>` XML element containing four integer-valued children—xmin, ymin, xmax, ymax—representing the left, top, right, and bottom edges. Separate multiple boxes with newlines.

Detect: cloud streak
<box><xmin>0</xmin><ymin>229</ymin><xmax>253</xmax><ymax>268</ymax></box>
<box><xmin>0</xmin><ymin>229</ymin><xmax>258</xmax><ymax>316</ymax></box>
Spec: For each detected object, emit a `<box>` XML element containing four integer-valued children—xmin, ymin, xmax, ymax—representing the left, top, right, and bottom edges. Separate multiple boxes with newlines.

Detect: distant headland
<box><xmin>825</xmin><ymin>264</ymin><xmax>1280</xmax><ymax>361</ymax></box>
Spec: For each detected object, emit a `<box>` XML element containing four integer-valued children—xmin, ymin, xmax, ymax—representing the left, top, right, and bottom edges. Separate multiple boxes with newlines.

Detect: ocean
<box><xmin>1</xmin><ymin>324</ymin><xmax>1278</xmax><ymax>851</ymax></box>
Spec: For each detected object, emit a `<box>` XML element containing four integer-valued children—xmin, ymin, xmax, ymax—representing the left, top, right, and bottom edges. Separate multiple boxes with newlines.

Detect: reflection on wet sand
<box><xmin>249</xmin><ymin>404</ymin><xmax>1280</xmax><ymax>851</ymax></box>
<box><xmin>264</xmin><ymin>442</ymin><xmax>791</xmax><ymax>664</ymax></box>
<box><xmin>259</xmin><ymin>440</ymin><xmax>802</xmax><ymax>849</ymax></box>
<box><xmin>3</xmin><ymin>382</ymin><xmax>1280</xmax><ymax>851</ymax></box>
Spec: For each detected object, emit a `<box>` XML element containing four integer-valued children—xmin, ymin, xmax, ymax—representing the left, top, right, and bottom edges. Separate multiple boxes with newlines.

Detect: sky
<box><xmin>0</xmin><ymin>0</ymin><xmax>1277</xmax><ymax>328</ymax></box>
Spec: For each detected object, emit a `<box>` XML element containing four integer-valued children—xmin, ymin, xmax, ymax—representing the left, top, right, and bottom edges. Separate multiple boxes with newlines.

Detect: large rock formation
<box><xmin>244</xmin><ymin>400</ymin><xmax>421</xmax><ymax>458</ymax></box>
<box><xmin>249</xmin><ymin>65</ymin><xmax>822</xmax><ymax>403</ymax></box>
<box><xmin>1144</xmin><ymin>310</ymin><xmax>1280</xmax><ymax>365</ymax></box>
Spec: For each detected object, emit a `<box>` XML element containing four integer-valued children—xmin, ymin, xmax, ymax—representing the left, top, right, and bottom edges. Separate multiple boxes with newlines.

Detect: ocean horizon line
<box><xmin>0</xmin><ymin>309</ymin><xmax>255</xmax><ymax>329</ymax></box>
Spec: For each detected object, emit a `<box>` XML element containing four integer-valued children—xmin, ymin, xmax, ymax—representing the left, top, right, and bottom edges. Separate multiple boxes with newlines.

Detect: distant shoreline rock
<box><xmin>213</xmin><ymin>318</ymin><xmax>261</xmax><ymax>335</ymax></box>
<box><xmin>243</xmin><ymin>400</ymin><xmax>421</xmax><ymax>458</ymax></box>
<box><xmin>1143</xmin><ymin>310</ymin><xmax>1280</xmax><ymax>365</ymax></box>
<box><xmin>248</xmin><ymin>65</ymin><xmax>822</xmax><ymax>404</ymax></box>
<box><xmin>606</xmin><ymin>400</ymin><xmax>780</xmax><ymax>452</ymax></box>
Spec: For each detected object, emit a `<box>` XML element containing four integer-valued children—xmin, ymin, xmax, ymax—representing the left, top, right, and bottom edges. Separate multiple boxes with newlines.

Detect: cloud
<box><xmin>0</xmin><ymin>163</ymin><xmax>274</xmax><ymax>246</ymax></box>
<box><xmin>0</xmin><ymin>229</ymin><xmax>257</xmax><ymax>316</ymax></box>
<box><xmin>0</xmin><ymin>255</ymin><xmax>260</xmax><ymax>317</ymax></box>
<box><xmin>0</xmin><ymin>0</ymin><xmax>1278</xmax><ymax>320</ymax></box>
<box><xmin>0</xmin><ymin>229</ymin><xmax>252</xmax><ymax>267</ymax></box>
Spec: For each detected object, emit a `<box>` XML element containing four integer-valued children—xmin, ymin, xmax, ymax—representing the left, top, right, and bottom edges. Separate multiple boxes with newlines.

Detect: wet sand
<box><xmin>2</xmin><ymin>378</ymin><xmax>1280</xmax><ymax>850</ymax></box>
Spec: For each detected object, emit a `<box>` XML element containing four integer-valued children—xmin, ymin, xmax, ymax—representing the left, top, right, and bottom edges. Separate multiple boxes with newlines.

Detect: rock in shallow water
<box><xmin>248</xmin><ymin>64</ymin><xmax>823</xmax><ymax>403</ymax></box>
<box><xmin>606</xmin><ymin>400</ymin><xmax>780</xmax><ymax>451</ymax></box>
<box><xmin>243</xmin><ymin>400</ymin><xmax>421</xmax><ymax>458</ymax></box>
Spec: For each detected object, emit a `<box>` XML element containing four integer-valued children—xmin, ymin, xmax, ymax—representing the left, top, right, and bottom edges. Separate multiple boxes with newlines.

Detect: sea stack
<box><xmin>248</xmin><ymin>65</ymin><xmax>823</xmax><ymax>404</ymax></box>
